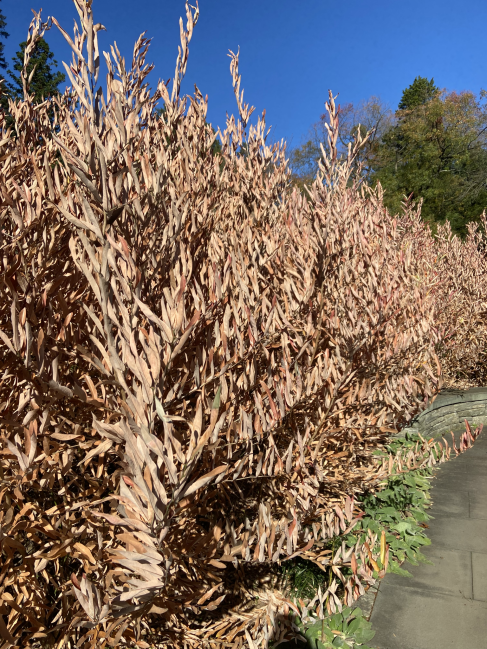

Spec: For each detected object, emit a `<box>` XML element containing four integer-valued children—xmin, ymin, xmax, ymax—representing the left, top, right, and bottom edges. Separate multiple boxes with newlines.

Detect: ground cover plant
<box><xmin>277</xmin><ymin>606</ymin><xmax>376</xmax><ymax>649</ymax></box>
<box><xmin>0</xmin><ymin>1</ymin><xmax>487</xmax><ymax>647</ymax></box>
<box><xmin>276</xmin><ymin>424</ymin><xmax>482</xmax><ymax>649</ymax></box>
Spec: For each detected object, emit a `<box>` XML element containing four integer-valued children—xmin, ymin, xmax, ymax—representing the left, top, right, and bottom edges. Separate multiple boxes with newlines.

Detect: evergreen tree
<box><xmin>372</xmin><ymin>87</ymin><xmax>487</xmax><ymax>238</ymax></box>
<box><xmin>0</xmin><ymin>36</ymin><xmax>65</xmax><ymax>133</ymax></box>
<box><xmin>0</xmin><ymin>0</ymin><xmax>9</xmax><ymax>117</ymax></box>
<box><xmin>398</xmin><ymin>76</ymin><xmax>439</xmax><ymax>110</ymax></box>
<box><xmin>7</xmin><ymin>37</ymin><xmax>65</xmax><ymax>104</ymax></box>
<box><xmin>0</xmin><ymin>0</ymin><xmax>8</xmax><ymax>71</ymax></box>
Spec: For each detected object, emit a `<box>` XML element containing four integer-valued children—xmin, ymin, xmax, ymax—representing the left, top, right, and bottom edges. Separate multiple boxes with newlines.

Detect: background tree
<box><xmin>0</xmin><ymin>0</ymin><xmax>8</xmax><ymax>71</ymax></box>
<box><xmin>287</xmin><ymin>95</ymin><xmax>394</xmax><ymax>199</ymax></box>
<box><xmin>6</xmin><ymin>36</ymin><xmax>65</xmax><ymax>104</ymax></box>
<box><xmin>336</xmin><ymin>97</ymin><xmax>395</xmax><ymax>181</ymax></box>
<box><xmin>372</xmin><ymin>85</ymin><xmax>487</xmax><ymax>237</ymax></box>
<box><xmin>1</xmin><ymin>36</ymin><xmax>65</xmax><ymax>132</ymax></box>
<box><xmin>287</xmin><ymin>77</ymin><xmax>487</xmax><ymax>238</ymax></box>
<box><xmin>0</xmin><ymin>0</ymin><xmax>9</xmax><ymax>116</ymax></box>
<box><xmin>398</xmin><ymin>76</ymin><xmax>439</xmax><ymax>110</ymax></box>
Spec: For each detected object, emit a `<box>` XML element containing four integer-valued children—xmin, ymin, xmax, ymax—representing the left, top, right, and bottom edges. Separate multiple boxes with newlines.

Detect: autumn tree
<box><xmin>372</xmin><ymin>86</ymin><xmax>487</xmax><ymax>237</ymax></box>
<box><xmin>288</xmin><ymin>95</ymin><xmax>394</xmax><ymax>198</ymax></box>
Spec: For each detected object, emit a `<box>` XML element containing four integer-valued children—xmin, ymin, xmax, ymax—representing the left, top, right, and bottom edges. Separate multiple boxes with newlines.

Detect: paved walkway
<box><xmin>369</xmin><ymin>428</ymin><xmax>487</xmax><ymax>649</ymax></box>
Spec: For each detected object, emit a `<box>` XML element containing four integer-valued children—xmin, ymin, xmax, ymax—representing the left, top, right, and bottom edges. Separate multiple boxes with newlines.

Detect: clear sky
<box><xmin>2</xmin><ymin>0</ymin><xmax>487</xmax><ymax>154</ymax></box>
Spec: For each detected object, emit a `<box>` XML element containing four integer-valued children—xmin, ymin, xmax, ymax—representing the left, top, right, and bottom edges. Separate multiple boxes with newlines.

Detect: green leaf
<box><xmin>415</xmin><ymin>550</ymin><xmax>434</xmax><ymax>566</ymax></box>
<box><xmin>346</xmin><ymin>617</ymin><xmax>361</xmax><ymax>634</ymax></box>
<box><xmin>393</xmin><ymin>521</ymin><xmax>413</xmax><ymax>534</ymax></box>
<box><xmin>212</xmin><ymin>385</ymin><xmax>221</xmax><ymax>410</ymax></box>
<box><xmin>404</xmin><ymin>474</ymin><xmax>418</xmax><ymax>487</ymax></box>
<box><xmin>353</xmin><ymin>626</ymin><xmax>376</xmax><ymax>643</ymax></box>
<box><xmin>378</xmin><ymin>506</ymin><xmax>401</xmax><ymax>516</ymax></box>
<box><xmin>305</xmin><ymin>622</ymin><xmax>334</xmax><ymax>643</ymax></box>
<box><xmin>388</xmin><ymin>560</ymin><xmax>413</xmax><ymax>577</ymax></box>
<box><xmin>329</xmin><ymin>613</ymin><xmax>343</xmax><ymax>630</ymax></box>
<box><xmin>375</xmin><ymin>489</ymin><xmax>394</xmax><ymax>500</ymax></box>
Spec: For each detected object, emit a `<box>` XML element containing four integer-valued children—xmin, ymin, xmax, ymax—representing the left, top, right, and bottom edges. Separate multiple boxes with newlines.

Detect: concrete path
<box><xmin>369</xmin><ymin>429</ymin><xmax>487</xmax><ymax>649</ymax></box>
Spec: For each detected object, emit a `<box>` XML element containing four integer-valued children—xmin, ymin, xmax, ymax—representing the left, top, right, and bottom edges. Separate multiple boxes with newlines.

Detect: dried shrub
<box><xmin>425</xmin><ymin>217</ymin><xmax>487</xmax><ymax>389</ymax></box>
<box><xmin>388</xmin><ymin>193</ymin><xmax>487</xmax><ymax>390</ymax></box>
<box><xmin>0</xmin><ymin>1</ymin><xmax>482</xmax><ymax>647</ymax></box>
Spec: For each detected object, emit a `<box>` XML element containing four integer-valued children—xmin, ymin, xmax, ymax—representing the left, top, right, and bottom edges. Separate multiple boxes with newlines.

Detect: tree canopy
<box><xmin>372</xmin><ymin>87</ymin><xmax>487</xmax><ymax>237</ymax></box>
<box><xmin>6</xmin><ymin>37</ymin><xmax>65</xmax><ymax>104</ymax></box>
<box><xmin>289</xmin><ymin>78</ymin><xmax>487</xmax><ymax>238</ymax></box>
<box><xmin>0</xmin><ymin>0</ymin><xmax>8</xmax><ymax>72</ymax></box>
<box><xmin>0</xmin><ymin>35</ymin><xmax>65</xmax><ymax>133</ymax></box>
<box><xmin>398</xmin><ymin>76</ymin><xmax>439</xmax><ymax>110</ymax></box>
<box><xmin>287</xmin><ymin>95</ymin><xmax>394</xmax><ymax>198</ymax></box>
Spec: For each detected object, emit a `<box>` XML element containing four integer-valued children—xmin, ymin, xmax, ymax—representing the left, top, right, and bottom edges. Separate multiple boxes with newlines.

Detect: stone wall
<box><xmin>396</xmin><ymin>387</ymin><xmax>487</xmax><ymax>439</ymax></box>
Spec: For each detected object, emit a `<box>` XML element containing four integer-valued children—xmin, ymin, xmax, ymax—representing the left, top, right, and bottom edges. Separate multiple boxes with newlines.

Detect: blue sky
<box><xmin>2</xmin><ymin>0</ymin><xmax>487</xmax><ymax>155</ymax></box>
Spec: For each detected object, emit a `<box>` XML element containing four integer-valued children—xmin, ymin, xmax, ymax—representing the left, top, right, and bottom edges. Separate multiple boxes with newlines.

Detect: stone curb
<box><xmin>394</xmin><ymin>387</ymin><xmax>487</xmax><ymax>440</ymax></box>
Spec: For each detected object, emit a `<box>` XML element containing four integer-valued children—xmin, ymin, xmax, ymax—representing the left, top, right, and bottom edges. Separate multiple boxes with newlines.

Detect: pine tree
<box><xmin>0</xmin><ymin>0</ymin><xmax>8</xmax><ymax>71</ymax></box>
<box><xmin>0</xmin><ymin>0</ymin><xmax>9</xmax><ymax>118</ymax></box>
<box><xmin>7</xmin><ymin>37</ymin><xmax>65</xmax><ymax>104</ymax></box>
<box><xmin>398</xmin><ymin>76</ymin><xmax>439</xmax><ymax>110</ymax></box>
<box><xmin>372</xmin><ymin>86</ymin><xmax>487</xmax><ymax>238</ymax></box>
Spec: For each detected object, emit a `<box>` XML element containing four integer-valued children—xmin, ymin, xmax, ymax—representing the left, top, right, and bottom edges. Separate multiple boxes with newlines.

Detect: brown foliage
<box><xmin>390</xmin><ymin>195</ymin><xmax>487</xmax><ymax>389</ymax></box>
<box><xmin>0</xmin><ymin>1</ymin><xmax>484</xmax><ymax>647</ymax></box>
